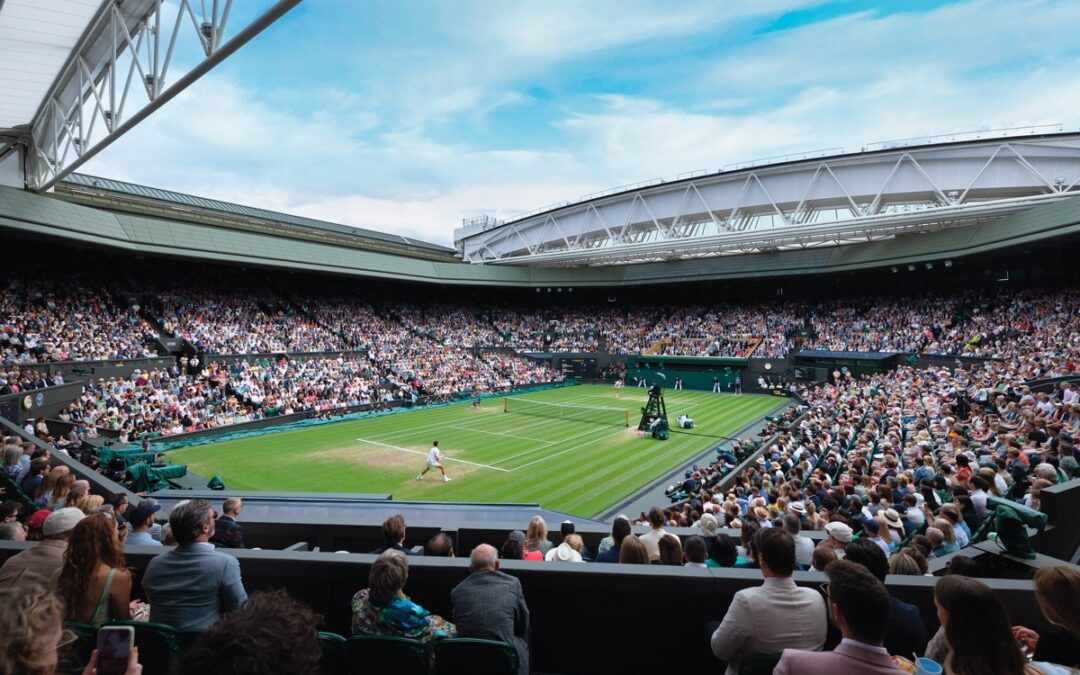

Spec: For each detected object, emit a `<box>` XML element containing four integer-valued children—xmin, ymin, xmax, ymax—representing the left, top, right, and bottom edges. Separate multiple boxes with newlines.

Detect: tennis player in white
<box><xmin>416</xmin><ymin>440</ymin><xmax>450</xmax><ymax>482</ymax></box>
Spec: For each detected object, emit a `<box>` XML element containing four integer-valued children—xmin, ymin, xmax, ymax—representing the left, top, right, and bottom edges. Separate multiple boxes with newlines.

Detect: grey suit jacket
<box><xmin>142</xmin><ymin>543</ymin><xmax>248</xmax><ymax>630</ymax></box>
<box><xmin>451</xmin><ymin>570</ymin><xmax>529</xmax><ymax>675</ymax></box>
<box><xmin>710</xmin><ymin>577</ymin><xmax>827</xmax><ymax>675</ymax></box>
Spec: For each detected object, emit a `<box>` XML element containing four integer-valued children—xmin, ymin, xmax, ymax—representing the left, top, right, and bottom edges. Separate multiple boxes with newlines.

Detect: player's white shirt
<box><xmin>427</xmin><ymin>446</ymin><xmax>441</xmax><ymax>465</ymax></box>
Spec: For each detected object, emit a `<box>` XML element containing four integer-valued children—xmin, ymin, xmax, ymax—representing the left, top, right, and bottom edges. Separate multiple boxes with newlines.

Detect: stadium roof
<box><xmin>0</xmin><ymin>0</ymin><xmax>300</xmax><ymax>190</ymax></box>
<box><xmin>3</xmin><ymin>182</ymin><xmax>1080</xmax><ymax>287</ymax></box>
<box><xmin>61</xmin><ymin>172</ymin><xmax>456</xmax><ymax>256</ymax></box>
<box><xmin>456</xmin><ymin>130</ymin><xmax>1080</xmax><ymax>266</ymax></box>
<box><xmin>0</xmin><ymin>0</ymin><xmax>105</xmax><ymax>129</ymax></box>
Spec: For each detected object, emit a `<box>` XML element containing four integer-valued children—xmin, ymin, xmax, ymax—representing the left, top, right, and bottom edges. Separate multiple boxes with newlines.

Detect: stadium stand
<box><xmin>0</xmin><ymin>192</ymin><xmax>1078</xmax><ymax>675</ymax></box>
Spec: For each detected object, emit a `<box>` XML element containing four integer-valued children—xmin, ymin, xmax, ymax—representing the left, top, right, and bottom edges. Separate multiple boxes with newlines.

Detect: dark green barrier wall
<box><xmin>627</xmin><ymin>355</ymin><xmax>747</xmax><ymax>392</ymax></box>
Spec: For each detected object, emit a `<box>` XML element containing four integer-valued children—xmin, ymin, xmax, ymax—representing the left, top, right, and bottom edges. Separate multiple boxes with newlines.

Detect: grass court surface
<box><xmin>167</xmin><ymin>384</ymin><xmax>786</xmax><ymax>517</ymax></box>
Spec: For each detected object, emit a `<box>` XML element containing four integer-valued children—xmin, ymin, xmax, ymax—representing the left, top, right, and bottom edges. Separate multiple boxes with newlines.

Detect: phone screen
<box><xmin>96</xmin><ymin>627</ymin><xmax>133</xmax><ymax>675</ymax></box>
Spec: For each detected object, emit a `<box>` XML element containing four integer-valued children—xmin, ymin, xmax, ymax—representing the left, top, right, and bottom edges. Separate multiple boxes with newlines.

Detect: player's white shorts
<box><xmin>427</xmin><ymin>459</ymin><xmax>441</xmax><ymax>468</ymax></box>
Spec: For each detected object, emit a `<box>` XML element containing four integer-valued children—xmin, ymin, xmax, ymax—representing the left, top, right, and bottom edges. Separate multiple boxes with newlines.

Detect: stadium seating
<box><xmin>103</xmin><ymin>620</ymin><xmax>179</xmax><ymax>674</ymax></box>
<box><xmin>347</xmin><ymin>634</ymin><xmax>429</xmax><ymax>675</ymax></box>
<box><xmin>3</xmin><ymin>251</ymin><xmax>1080</xmax><ymax>675</ymax></box>
<box><xmin>433</xmin><ymin>638</ymin><xmax>519</xmax><ymax>675</ymax></box>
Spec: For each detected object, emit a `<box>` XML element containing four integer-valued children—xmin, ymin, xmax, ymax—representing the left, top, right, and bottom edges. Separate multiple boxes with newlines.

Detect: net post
<box><xmin>624</xmin><ymin>410</ymin><xmax>629</xmax><ymax>427</ymax></box>
<box><xmin>504</xmin><ymin>398</ymin><xmax>508</xmax><ymax>413</ymax></box>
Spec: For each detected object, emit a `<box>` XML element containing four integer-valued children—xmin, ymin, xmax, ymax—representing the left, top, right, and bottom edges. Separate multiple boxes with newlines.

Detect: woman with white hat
<box><xmin>880</xmin><ymin>509</ymin><xmax>905</xmax><ymax>552</ymax></box>
<box><xmin>545</xmin><ymin>534</ymin><xmax>584</xmax><ymax>563</ymax></box>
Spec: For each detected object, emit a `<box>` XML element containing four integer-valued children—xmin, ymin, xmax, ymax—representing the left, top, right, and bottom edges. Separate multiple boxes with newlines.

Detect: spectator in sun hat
<box><xmin>752</xmin><ymin>506</ymin><xmax>773</xmax><ymax>526</ymax></box>
<box><xmin>823</xmin><ymin>521</ymin><xmax>852</xmax><ymax>558</ymax></box>
<box><xmin>881</xmin><ymin>507</ymin><xmax>905</xmax><ymax>540</ymax></box>
<box><xmin>696</xmin><ymin>512</ymin><xmax>720</xmax><ymax>539</ymax></box>
<box><xmin>545</xmin><ymin>535</ymin><xmax>584</xmax><ymax>563</ymax></box>
<box><xmin>789</xmin><ymin>500</ymin><xmax>809</xmax><ymax>528</ymax></box>
<box><xmin>0</xmin><ymin>507</ymin><xmax>84</xmax><ymax>587</ymax></box>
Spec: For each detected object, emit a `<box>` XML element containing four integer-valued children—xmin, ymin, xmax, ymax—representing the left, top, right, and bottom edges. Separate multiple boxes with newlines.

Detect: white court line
<box><xmin>354</xmin><ymin>438</ymin><xmax>510</xmax><ymax>472</ymax></box>
<box><xmin>448</xmin><ymin>425</ymin><xmax>555</xmax><ymax>444</ymax></box>
<box><xmin>361</xmin><ymin>416</ymin><xmax>464</xmax><ymax>441</ymax></box>
<box><xmin>489</xmin><ymin>423</ymin><xmax>615</xmax><ymax>466</ymax></box>
<box><xmin>377</xmin><ymin>410</ymin><xmax>560</xmax><ymax>441</ymax></box>
<box><xmin>362</xmin><ymin>401</ymin><xmax>560</xmax><ymax>441</ymax></box>
<box><xmin>505</xmin><ymin>427</ymin><xmax>630</xmax><ymax>472</ymax></box>
<box><xmin>360</xmin><ymin>387</ymin><xmax>627</xmax><ymax>442</ymax></box>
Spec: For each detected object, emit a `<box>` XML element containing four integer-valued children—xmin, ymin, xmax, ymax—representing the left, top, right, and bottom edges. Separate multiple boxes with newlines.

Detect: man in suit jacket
<box><xmin>209</xmin><ymin>497</ymin><xmax>245</xmax><ymax>548</ymax></box>
<box><xmin>774</xmin><ymin>560</ymin><xmax>902</xmax><ymax>674</ymax></box>
<box><xmin>143</xmin><ymin>499</ymin><xmax>248</xmax><ymax>630</ymax></box>
<box><xmin>451</xmin><ymin>544</ymin><xmax>529</xmax><ymax>675</ymax></box>
<box><xmin>841</xmin><ymin>539</ymin><xmax>928</xmax><ymax>657</ymax></box>
<box><xmin>710</xmin><ymin>528</ymin><xmax>827</xmax><ymax>675</ymax></box>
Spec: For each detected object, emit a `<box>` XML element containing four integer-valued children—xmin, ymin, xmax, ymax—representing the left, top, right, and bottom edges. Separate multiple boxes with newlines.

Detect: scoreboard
<box><xmin>793</xmin><ymin>366</ymin><xmax>826</xmax><ymax>381</ymax></box>
<box><xmin>559</xmin><ymin>357</ymin><xmax>597</xmax><ymax>379</ymax></box>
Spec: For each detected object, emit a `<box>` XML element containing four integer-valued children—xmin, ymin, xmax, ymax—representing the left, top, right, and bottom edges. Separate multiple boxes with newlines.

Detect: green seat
<box><xmin>740</xmin><ymin>651</ymin><xmax>782</xmax><ymax>675</ymax></box>
<box><xmin>62</xmin><ymin>621</ymin><xmax>98</xmax><ymax>670</ymax></box>
<box><xmin>347</xmin><ymin>634</ymin><xmax>428</xmax><ymax>675</ymax></box>
<box><xmin>176</xmin><ymin>627</ymin><xmax>207</xmax><ymax>655</ymax></box>
<box><xmin>434</xmin><ymin>638</ymin><xmax>519</xmax><ymax>675</ymax></box>
<box><xmin>0</xmin><ymin>472</ymin><xmax>36</xmax><ymax>511</ymax></box>
<box><xmin>104</xmin><ymin>620</ymin><xmax>178</xmax><ymax>674</ymax></box>
<box><xmin>318</xmin><ymin>631</ymin><xmax>348</xmax><ymax>675</ymax></box>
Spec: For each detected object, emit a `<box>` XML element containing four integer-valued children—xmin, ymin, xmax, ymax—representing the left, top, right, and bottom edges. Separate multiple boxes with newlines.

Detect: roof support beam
<box><xmin>24</xmin><ymin>0</ymin><xmax>302</xmax><ymax>191</ymax></box>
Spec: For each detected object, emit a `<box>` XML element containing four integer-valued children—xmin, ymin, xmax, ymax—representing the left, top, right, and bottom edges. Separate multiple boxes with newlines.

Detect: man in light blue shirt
<box><xmin>126</xmin><ymin>500</ymin><xmax>162</xmax><ymax>547</ymax></box>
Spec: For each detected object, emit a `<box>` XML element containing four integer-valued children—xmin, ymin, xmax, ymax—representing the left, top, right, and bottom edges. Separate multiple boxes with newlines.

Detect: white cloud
<box><xmin>82</xmin><ymin>76</ymin><xmax>599</xmax><ymax>245</ymax></box>
<box><xmin>482</xmin><ymin>1</ymin><xmax>821</xmax><ymax>60</ymax></box>
<box><xmin>705</xmin><ymin>1</ymin><xmax>1080</xmax><ymax>93</ymax></box>
<box><xmin>554</xmin><ymin>0</ymin><xmax>1080</xmax><ymax>180</ymax></box>
<box><xmin>290</xmin><ymin>183</ymin><xmax>592</xmax><ymax>245</ymax></box>
<box><xmin>344</xmin><ymin>0</ymin><xmax>823</xmax><ymax>129</ymax></box>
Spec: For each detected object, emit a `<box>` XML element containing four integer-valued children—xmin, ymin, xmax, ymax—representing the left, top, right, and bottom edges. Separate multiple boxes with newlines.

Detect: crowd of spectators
<box><xmin>2</xmin><ymin>406</ymin><xmax>1078</xmax><ymax>675</ymax></box>
<box><xmin>652</xmin><ymin>352</ymin><xmax>1077</xmax><ymax>555</ymax></box>
<box><xmin>52</xmin><ymin>349</ymin><xmax>556</xmax><ymax>441</ymax></box>
<box><xmin>61</xmin><ymin>357</ymin><xmax>388</xmax><ymax>439</ymax></box>
<box><xmin>1</xmin><ymin>280</ymin><xmax>156</xmax><ymax>365</ymax></box>
<box><xmin>155</xmin><ymin>291</ymin><xmax>346</xmax><ymax>355</ymax></box>
<box><xmin>4</xmin><ymin>274</ymin><xmax>1079</xmax><ymax>369</ymax></box>
<box><xmin>2</xmin><ymin>281</ymin><xmax>1077</xmax><ymax>456</ymax></box>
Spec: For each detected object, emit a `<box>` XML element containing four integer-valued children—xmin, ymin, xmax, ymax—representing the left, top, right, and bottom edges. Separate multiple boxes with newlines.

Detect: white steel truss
<box><xmin>455</xmin><ymin>133</ymin><xmax>1080</xmax><ymax>266</ymax></box>
<box><xmin>16</xmin><ymin>0</ymin><xmax>301</xmax><ymax>191</ymax></box>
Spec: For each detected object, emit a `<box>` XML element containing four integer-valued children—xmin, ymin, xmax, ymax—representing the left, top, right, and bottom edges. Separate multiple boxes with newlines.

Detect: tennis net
<box><xmin>503</xmin><ymin>397</ymin><xmax>630</xmax><ymax>427</ymax></box>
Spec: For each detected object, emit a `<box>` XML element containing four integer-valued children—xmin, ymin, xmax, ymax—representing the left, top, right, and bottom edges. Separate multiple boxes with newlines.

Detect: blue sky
<box><xmin>83</xmin><ymin>0</ymin><xmax>1080</xmax><ymax>245</ymax></box>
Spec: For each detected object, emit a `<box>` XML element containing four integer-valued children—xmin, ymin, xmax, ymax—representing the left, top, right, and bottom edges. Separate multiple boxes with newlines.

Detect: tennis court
<box><xmin>167</xmin><ymin>384</ymin><xmax>787</xmax><ymax>517</ymax></box>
